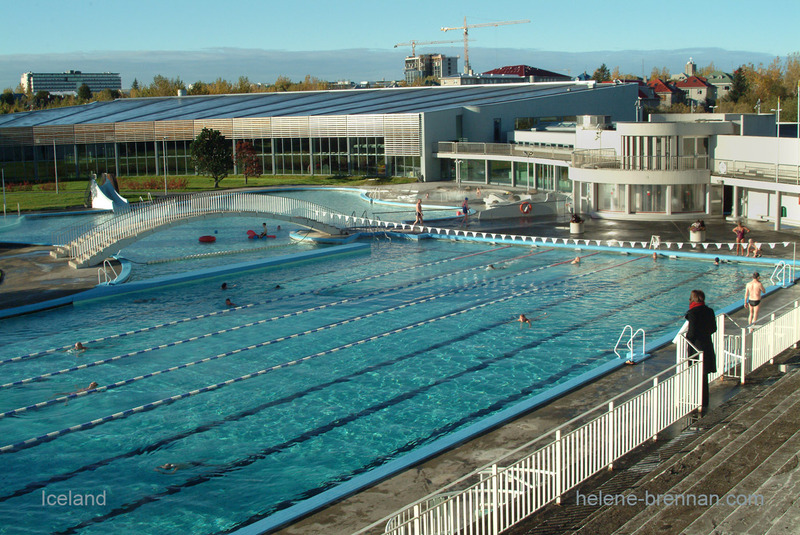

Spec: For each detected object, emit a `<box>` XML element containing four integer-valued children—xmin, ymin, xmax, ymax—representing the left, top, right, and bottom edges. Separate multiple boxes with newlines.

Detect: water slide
<box><xmin>91</xmin><ymin>176</ymin><xmax>129</xmax><ymax>212</ymax></box>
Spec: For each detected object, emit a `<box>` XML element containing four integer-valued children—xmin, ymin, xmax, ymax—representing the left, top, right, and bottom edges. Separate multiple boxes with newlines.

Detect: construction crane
<box><xmin>441</xmin><ymin>17</ymin><xmax>530</xmax><ymax>74</ymax></box>
<box><xmin>394</xmin><ymin>39</ymin><xmax>462</xmax><ymax>57</ymax></box>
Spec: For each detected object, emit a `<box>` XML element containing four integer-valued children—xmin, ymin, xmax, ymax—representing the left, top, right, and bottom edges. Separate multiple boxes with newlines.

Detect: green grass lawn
<box><xmin>1</xmin><ymin>174</ymin><xmax>417</xmax><ymax>213</ymax></box>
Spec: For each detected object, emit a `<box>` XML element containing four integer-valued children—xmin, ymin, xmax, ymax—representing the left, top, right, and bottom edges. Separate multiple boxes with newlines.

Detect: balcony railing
<box><xmin>437</xmin><ymin>142</ymin><xmax>573</xmax><ymax>161</ymax></box>
<box><xmin>572</xmin><ymin>149</ymin><xmax>709</xmax><ymax>171</ymax></box>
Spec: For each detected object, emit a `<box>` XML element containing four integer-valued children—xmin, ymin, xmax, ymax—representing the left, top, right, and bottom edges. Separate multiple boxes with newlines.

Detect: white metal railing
<box><xmin>355</xmin><ymin>301</ymin><xmax>800</xmax><ymax>535</ymax></box>
<box><xmin>355</xmin><ymin>359</ymin><xmax>702</xmax><ymax>535</ymax></box>
<box><xmin>437</xmin><ymin>142</ymin><xmax>573</xmax><ymax>161</ymax></box>
<box><xmin>572</xmin><ymin>149</ymin><xmax>709</xmax><ymax>172</ymax></box>
<box><xmin>97</xmin><ymin>258</ymin><xmax>118</xmax><ymax>284</ymax></box>
<box><xmin>61</xmin><ymin>192</ymin><xmax>352</xmax><ymax>266</ymax></box>
<box><xmin>712</xmin><ymin>158</ymin><xmax>800</xmax><ymax>185</ymax></box>
<box><xmin>614</xmin><ymin>325</ymin><xmax>646</xmax><ymax>362</ymax></box>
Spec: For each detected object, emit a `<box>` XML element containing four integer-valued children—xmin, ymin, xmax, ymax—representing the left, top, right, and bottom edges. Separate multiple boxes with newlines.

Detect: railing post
<box><xmin>554</xmin><ymin>429</ymin><xmax>562</xmax><ymax>505</ymax></box>
<box><xmin>651</xmin><ymin>377</ymin><xmax>659</xmax><ymax>441</ymax></box>
<box><xmin>607</xmin><ymin>401</ymin><xmax>615</xmax><ymax>470</ymax></box>
<box><xmin>769</xmin><ymin>313</ymin><xmax>776</xmax><ymax>364</ymax></box>
<box><xmin>491</xmin><ymin>463</ymin><xmax>499</xmax><ymax>535</ymax></box>
<box><xmin>412</xmin><ymin>503</ymin><xmax>420</xmax><ymax>535</ymax></box>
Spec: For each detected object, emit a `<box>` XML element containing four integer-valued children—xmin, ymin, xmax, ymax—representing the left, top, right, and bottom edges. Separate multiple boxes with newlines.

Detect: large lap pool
<box><xmin>0</xmin><ymin>231</ymin><xmax>760</xmax><ymax>534</ymax></box>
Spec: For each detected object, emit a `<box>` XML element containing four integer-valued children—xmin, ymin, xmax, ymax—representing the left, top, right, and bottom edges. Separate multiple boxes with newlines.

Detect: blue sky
<box><xmin>1</xmin><ymin>0</ymin><xmax>798</xmax><ymax>89</ymax></box>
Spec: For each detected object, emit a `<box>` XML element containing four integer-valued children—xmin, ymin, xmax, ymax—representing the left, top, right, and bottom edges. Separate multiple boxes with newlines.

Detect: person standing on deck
<box><xmin>685</xmin><ymin>289</ymin><xmax>717</xmax><ymax>412</ymax></box>
<box><xmin>461</xmin><ymin>198</ymin><xmax>469</xmax><ymax>226</ymax></box>
<box><xmin>413</xmin><ymin>199</ymin><xmax>423</xmax><ymax>227</ymax></box>
<box><xmin>744</xmin><ymin>272</ymin><xmax>766</xmax><ymax>326</ymax></box>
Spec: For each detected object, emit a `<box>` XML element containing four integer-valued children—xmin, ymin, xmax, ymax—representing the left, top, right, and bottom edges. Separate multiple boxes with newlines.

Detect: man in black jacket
<box><xmin>685</xmin><ymin>289</ymin><xmax>717</xmax><ymax>411</ymax></box>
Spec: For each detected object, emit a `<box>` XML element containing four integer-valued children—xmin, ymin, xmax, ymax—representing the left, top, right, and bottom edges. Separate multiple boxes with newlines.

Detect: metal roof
<box><xmin>0</xmin><ymin>82</ymin><xmax>598</xmax><ymax>128</ymax></box>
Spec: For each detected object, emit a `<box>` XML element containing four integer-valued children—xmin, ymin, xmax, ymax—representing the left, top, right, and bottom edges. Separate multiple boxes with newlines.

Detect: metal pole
<box><xmin>53</xmin><ymin>140</ymin><xmax>58</xmax><ymax>194</ymax></box>
<box><xmin>2</xmin><ymin>167</ymin><xmax>5</xmax><ymax>217</ymax></box>
<box><xmin>162</xmin><ymin>137</ymin><xmax>168</xmax><ymax>196</ymax></box>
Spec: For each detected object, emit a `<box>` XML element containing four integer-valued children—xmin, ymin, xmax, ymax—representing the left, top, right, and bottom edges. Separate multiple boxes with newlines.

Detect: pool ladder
<box><xmin>614</xmin><ymin>325</ymin><xmax>646</xmax><ymax>362</ymax></box>
<box><xmin>97</xmin><ymin>259</ymin><xmax>119</xmax><ymax>285</ymax></box>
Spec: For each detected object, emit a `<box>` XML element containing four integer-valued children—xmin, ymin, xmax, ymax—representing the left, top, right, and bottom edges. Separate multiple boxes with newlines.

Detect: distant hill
<box><xmin>0</xmin><ymin>47</ymin><xmax>777</xmax><ymax>90</ymax></box>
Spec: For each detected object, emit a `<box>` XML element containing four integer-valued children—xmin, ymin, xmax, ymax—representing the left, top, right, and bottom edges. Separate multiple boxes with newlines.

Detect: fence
<box><xmin>437</xmin><ymin>142</ymin><xmax>573</xmax><ymax>161</ymax></box>
<box><xmin>56</xmin><ymin>191</ymin><xmax>350</xmax><ymax>266</ymax></box>
<box><xmin>355</xmin><ymin>300</ymin><xmax>800</xmax><ymax>535</ymax></box>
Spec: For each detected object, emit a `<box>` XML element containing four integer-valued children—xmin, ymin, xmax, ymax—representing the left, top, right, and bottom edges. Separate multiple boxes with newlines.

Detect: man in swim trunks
<box><xmin>413</xmin><ymin>199</ymin><xmax>423</xmax><ymax>227</ymax></box>
<box><xmin>461</xmin><ymin>198</ymin><xmax>469</xmax><ymax>226</ymax></box>
<box><xmin>744</xmin><ymin>272</ymin><xmax>766</xmax><ymax>325</ymax></box>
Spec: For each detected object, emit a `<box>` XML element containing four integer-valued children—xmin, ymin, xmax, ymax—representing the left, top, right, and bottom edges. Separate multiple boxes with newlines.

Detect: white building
<box><xmin>20</xmin><ymin>70</ymin><xmax>122</xmax><ymax>95</ymax></box>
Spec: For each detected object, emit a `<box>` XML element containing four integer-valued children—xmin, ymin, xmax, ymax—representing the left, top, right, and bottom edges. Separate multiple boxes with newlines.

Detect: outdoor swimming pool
<box><xmin>0</xmin><ymin>218</ymin><xmax>762</xmax><ymax>534</ymax></box>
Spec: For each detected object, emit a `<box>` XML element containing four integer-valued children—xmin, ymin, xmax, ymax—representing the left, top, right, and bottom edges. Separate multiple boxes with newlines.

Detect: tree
<box><xmin>190</xmin><ymin>128</ymin><xmax>232</xmax><ymax>188</ymax></box>
<box><xmin>0</xmin><ymin>90</ymin><xmax>14</xmax><ymax>107</ymax></box>
<box><xmin>77</xmin><ymin>83</ymin><xmax>92</xmax><ymax>101</ymax></box>
<box><xmin>592</xmin><ymin>64</ymin><xmax>611</xmax><ymax>82</ymax></box>
<box><xmin>33</xmin><ymin>90</ymin><xmax>51</xmax><ymax>108</ymax></box>
<box><xmin>235</xmin><ymin>141</ymin><xmax>262</xmax><ymax>184</ymax></box>
<box><xmin>727</xmin><ymin>67</ymin><xmax>749</xmax><ymax>103</ymax></box>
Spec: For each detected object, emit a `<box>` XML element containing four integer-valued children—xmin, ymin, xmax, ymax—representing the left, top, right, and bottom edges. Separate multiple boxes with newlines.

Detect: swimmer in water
<box><xmin>74</xmin><ymin>342</ymin><xmax>86</xmax><ymax>351</ymax></box>
<box><xmin>571</xmin><ymin>257</ymin><xmax>580</xmax><ymax>265</ymax></box>
<box><xmin>518</xmin><ymin>314</ymin><xmax>532</xmax><ymax>327</ymax></box>
<box><xmin>225</xmin><ymin>298</ymin><xmax>237</xmax><ymax>307</ymax></box>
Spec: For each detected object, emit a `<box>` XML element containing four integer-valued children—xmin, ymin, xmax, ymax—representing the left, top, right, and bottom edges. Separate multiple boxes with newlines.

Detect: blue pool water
<box><xmin>0</xmin><ymin>231</ymin><xmax>760</xmax><ymax>534</ymax></box>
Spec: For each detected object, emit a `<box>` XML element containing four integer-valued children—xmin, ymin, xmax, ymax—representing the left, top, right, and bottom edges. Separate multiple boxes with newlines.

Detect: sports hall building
<box><xmin>0</xmin><ymin>81</ymin><xmax>636</xmax><ymax>184</ymax></box>
<box><xmin>2</xmin><ymin>81</ymin><xmax>797</xmax><ymax>226</ymax></box>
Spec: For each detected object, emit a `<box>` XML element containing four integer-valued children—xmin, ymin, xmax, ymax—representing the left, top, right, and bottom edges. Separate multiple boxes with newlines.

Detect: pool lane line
<box><xmin>1</xmin><ymin>244</ymin><xmax>521</xmax><ymax>366</ymax></box>
<box><xmin>0</xmin><ymin>248</ymin><xmax>570</xmax><ymax>421</ymax></box>
<box><xmin>0</xmin><ymin>259</ymin><xmax>669</xmax><ymax>502</ymax></box>
<box><xmin>0</xmin><ymin>248</ymin><xmax>557</xmax><ymax>395</ymax></box>
<box><xmin>51</xmin><ymin>261</ymin><xmax>706</xmax><ymax>535</ymax></box>
<box><xmin>0</xmin><ymin>253</ymin><xmax>640</xmax><ymax>453</ymax></box>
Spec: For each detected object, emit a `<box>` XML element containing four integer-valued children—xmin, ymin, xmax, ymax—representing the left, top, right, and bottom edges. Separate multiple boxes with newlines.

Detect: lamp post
<box><xmin>454</xmin><ymin>158</ymin><xmax>461</xmax><ymax>189</ymax></box>
<box><xmin>771</xmin><ymin>98</ymin><xmax>781</xmax><ymax>182</ymax></box>
<box><xmin>162</xmin><ymin>136</ymin><xmax>168</xmax><ymax>195</ymax></box>
<box><xmin>53</xmin><ymin>140</ymin><xmax>58</xmax><ymax>194</ymax></box>
<box><xmin>2</xmin><ymin>166</ymin><xmax>6</xmax><ymax>217</ymax></box>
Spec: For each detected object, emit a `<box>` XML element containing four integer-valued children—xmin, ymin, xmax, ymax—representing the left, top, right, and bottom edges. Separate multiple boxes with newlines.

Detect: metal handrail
<box><xmin>62</xmin><ymin>192</ymin><xmax>351</xmax><ymax>265</ymax></box>
<box><xmin>771</xmin><ymin>261</ymin><xmax>789</xmax><ymax>286</ymax></box>
<box><xmin>97</xmin><ymin>258</ymin><xmax>118</xmax><ymax>284</ymax></box>
<box><xmin>614</xmin><ymin>325</ymin><xmax>646</xmax><ymax>362</ymax></box>
<box><xmin>359</xmin><ymin>354</ymin><xmax>701</xmax><ymax>535</ymax></box>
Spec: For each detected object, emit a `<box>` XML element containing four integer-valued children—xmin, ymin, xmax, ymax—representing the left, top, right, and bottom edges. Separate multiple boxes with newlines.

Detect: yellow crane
<box><xmin>394</xmin><ymin>39</ymin><xmax>462</xmax><ymax>57</ymax></box>
<box><xmin>441</xmin><ymin>17</ymin><xmax>530</xmax><ymax>74</ymax></box>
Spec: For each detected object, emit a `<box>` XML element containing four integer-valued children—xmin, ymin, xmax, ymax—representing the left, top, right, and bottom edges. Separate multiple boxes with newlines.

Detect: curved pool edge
<box><xmin>0</xmin><ymin>243</ymin><xmax>370</xmax><ymax>319</ymax></box>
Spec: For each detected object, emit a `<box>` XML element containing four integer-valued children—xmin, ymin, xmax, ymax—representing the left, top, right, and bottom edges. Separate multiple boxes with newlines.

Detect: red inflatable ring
<box><xmin>520</xmin><ymin>202</ymin><xmax>532</xmax><ymax>214</ymax></box>
<box><xmin>199</xmin><ymin>235</ymin><xmax>216</xmax><ymax>243</ymax></box>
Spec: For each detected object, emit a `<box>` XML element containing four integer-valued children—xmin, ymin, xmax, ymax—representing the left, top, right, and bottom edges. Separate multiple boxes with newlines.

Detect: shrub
<box><xmin>40</xmin><ymin>182</ymin><xmax>57</xmax><ymax>191</ymax></box>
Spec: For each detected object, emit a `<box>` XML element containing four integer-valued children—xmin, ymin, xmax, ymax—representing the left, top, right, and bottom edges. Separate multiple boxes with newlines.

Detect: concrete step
<box><xmin>682</xmin><ymin>425</ymin><xmax>800</xmax><ymax>534</ymax></box>
<box><xmin>613</xmin><ymin>369</ymin><xmax>800</xmax><ymax>534</ymax></box>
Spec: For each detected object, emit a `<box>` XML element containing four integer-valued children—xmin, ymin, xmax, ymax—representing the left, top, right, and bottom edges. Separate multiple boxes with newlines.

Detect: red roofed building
<box><xmin>647</xmin><ymin>79</ymin><xmax>684</xmax><ymax>107</ymax></box>
<box><xmin>482</xmin><ymin>65</ymin><xmax>572</xmax><ymax>82</ymax></box>
<box><xmin>674</xmin><ymin>75</ymin><xmax>715</xmax><ymax>108</ymax></box>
